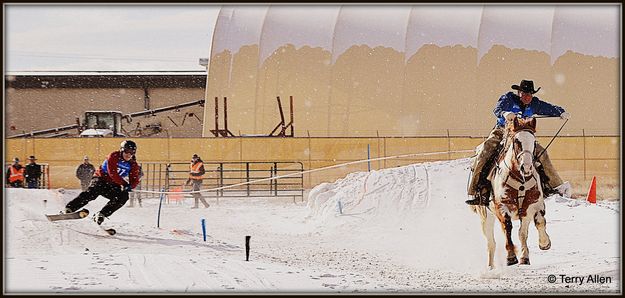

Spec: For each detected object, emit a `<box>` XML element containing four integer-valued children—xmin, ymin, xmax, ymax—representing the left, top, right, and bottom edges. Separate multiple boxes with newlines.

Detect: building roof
<box><xmin>5</xmin><ymin>71</ymin><xmax>207</xmax><ymax>89</ymax></box>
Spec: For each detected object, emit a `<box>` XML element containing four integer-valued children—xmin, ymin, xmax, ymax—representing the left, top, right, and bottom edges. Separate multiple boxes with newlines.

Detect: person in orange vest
<box><xmin>185</xmin><ymin>154</ymin><xmax>209</xmax><ymax>208</ymax></box>
<box><xmin>6</xmin><ymin>157</ymin><xmax>25</xmax><ymax>188</ymax></box>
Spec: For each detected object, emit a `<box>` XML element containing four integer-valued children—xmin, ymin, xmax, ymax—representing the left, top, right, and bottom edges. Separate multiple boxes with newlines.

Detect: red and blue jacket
<box><xmin>95</xmin><ymin>151</ymin><xmax>141</xmax><ymax>189</ymax></box>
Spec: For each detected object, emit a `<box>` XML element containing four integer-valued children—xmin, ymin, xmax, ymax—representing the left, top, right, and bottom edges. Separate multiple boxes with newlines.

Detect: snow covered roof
<box><xmin>6</xmin><ymin>70</ymin><xmax>207</xmax><ymax>76</ymax></box>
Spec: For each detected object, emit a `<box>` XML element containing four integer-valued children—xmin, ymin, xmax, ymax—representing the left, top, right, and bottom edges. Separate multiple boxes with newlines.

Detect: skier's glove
<box><xmin>122</xmin><ymin>184</ymin><xmax>132</xmax><ymax>192</ymax></box>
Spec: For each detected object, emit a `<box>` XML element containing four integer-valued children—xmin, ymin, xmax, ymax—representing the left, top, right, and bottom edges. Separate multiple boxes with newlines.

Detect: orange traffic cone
<box><xmin>586</xmin><ymin>176</ymin><xmax>597</xmax><ymax>204</ymax></box>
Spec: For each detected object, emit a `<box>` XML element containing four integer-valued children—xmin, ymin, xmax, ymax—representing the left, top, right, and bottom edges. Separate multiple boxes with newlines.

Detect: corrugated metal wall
<box><xmin>203</xmin><ymin>5</ymin><xmax>619</xmax><ymax>138</ymax></box>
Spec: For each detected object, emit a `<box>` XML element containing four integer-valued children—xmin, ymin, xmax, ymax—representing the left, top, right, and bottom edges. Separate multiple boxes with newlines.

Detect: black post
<box><xmin>245</xmin><ymin>236</ymin><xmax>251</xmax><ymax>261</ymax></box>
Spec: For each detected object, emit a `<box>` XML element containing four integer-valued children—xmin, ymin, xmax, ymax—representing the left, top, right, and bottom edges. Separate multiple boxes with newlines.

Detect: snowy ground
<box><xmin>4</xmin><ymin>158</ymin><xmax>621</xmax><ymax>293</ymax></box>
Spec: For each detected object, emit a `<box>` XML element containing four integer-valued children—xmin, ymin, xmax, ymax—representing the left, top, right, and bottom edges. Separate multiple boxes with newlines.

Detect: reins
<box><xmin>535</xmin><ymin>117</ymin><xmax>569</xmax><ymax>160</ymax></box>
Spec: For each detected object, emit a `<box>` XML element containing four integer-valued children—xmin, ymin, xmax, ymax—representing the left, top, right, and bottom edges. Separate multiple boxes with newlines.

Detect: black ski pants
<box><xmin>65</xmin><ymin>177</ymin><xmax>129</xmax><ymax>218</ymax></box>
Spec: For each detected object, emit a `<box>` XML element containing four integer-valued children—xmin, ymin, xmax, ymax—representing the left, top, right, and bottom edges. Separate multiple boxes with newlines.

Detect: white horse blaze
<box><xmin>515</xmin><ymin>131</ymin><xmax>536</xmax><ymax>176</ymax></box>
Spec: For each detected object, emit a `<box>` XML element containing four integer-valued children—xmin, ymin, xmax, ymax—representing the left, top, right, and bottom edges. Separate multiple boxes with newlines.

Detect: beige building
<box><xmin>6</xmin><ymin>71</ymin><xmax>207</xmax><ymax>138</ymax></box>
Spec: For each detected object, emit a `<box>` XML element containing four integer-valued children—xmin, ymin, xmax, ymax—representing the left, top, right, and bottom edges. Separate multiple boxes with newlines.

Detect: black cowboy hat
<box><xmin>512</xmin><ymin>80</ymin><xmax>541</xmax><ymax>94</ymax></box>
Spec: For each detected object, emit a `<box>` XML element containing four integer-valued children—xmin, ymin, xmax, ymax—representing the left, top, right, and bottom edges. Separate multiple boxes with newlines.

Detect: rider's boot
<box><xmin>465</xmin><ymin>185</ymin><xmax>491</xmax><ymax>206</ymax></box>
<box><xmin>466</xmin><ymin>159</ymin><xmax>494</xmax><ymax>206</ymax></box>
<box><xmin>536</xmin><ymin>162</ymin><xmax>556</xmax><ymax>196</ymax></box>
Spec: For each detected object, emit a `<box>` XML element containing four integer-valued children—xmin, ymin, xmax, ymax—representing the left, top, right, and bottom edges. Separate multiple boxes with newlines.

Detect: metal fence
<box><xmin>134</xmin><ymin>161</ymin><xmax>305</xmax><ymax>203</ymax></box>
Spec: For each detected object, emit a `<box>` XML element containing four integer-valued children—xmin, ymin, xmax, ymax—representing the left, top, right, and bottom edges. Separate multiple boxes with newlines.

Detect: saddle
<box><xmin>484</xmin><ymin>146</ymin><xmax>552</xmax><ymax>196</ymax></box>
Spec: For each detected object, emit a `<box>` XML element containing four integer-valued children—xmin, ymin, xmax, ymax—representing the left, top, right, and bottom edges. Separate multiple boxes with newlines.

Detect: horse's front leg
<box><xmin>499</xmin><ymin>213</ymin><xmax>517</xmax><ymax>266</ymax></box>
<box><xmin>534</xmin><ymin>208</ymin><xmax>551</xmax><ymax>250</ymax></box>
<box><xmin>480</xmin><ymin>208</ymin><xmax>496</xmax><ymax>270</ymax></box>
<box><xmin>519</xmin><ymin>214</ymin><xmax>532</xmax><ymax>265</ymax></box>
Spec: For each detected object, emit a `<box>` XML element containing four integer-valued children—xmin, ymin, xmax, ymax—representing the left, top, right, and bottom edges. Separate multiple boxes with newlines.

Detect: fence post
<box><xmin>273</xmin><ymin>162</ymin><xmax>278</xmax><ymax>196</ymax></box>
<box><xmin>45</xmin><ymin>165</ymin><xmax>50</xmax><ymax>189</ymax></box>
<box><xmin>367</xmin><ymin>144</ymin><xmax>371</xmax><ymax>172</ymax></box>
<box><xmin>246</xmin><ymin>162</ymin><xmax>250</xmax><ymax>196</ymax></box>
<box><xmin>165</xmin><ymin>164</ymin><xmax>171</xmax><ymax>204</ymax></box>
<box><xmin>447</xmin><ymin>129</ymin><xmax>451</xmax><ymax>160</ymax></box>
<box><xmin>269</xmin><ymin>165</ymin><xmax>274</xmax><ymax>194</ymax></box>
<box><xmin>582</xmin><ymin>129</ymin><xmax>587</xmax><ymax>180</ymax></box>
<box><xmin>219</xmin><ymin>163</ymin><xmax>224</xmax><ymax>197</ymax></box>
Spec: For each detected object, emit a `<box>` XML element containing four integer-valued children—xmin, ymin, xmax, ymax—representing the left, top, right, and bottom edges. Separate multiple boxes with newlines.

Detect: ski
<box><xmin>46</xmin><ymin>209</ymin><xmax>90</xmax><ymax>222</ymax></box>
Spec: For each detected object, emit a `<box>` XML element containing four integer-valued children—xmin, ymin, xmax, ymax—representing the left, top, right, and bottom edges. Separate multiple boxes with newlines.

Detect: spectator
<box><xmin>76</xmin><ymin>155</ymin><xmax>96</xmax><ymax>191</ymax></box>
<box><xmin>185</xmin><ymin>154</ymin><xmax>209</xmax><ymax>208</ymax></box>
<box><xmin>6</xmin><ymin>157</ymin><xmax>25</xmax><ymax>188</ymax></box>
<box><xmin>24</xmin><ymin>155</ymin><xmax>42</xmax><ymax>189</ymax></box>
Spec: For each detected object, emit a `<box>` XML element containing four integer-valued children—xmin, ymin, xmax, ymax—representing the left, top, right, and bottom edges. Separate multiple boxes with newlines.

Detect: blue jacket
<box><xmin>494</xmin><ymin>92</ymin><xmax>565</xmax><ymax>127</ymax></box>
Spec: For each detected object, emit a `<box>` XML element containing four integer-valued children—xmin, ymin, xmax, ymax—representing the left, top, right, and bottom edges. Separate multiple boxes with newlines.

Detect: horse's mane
<box><xmin>505</xmin><ymin>117</ymin><xmax>537</xmax><ymax>135</ymax></box>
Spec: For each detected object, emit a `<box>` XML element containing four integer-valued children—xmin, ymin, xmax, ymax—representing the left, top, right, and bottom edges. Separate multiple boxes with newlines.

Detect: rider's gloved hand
<box><xmin>503</xmin><ymin>112</ymin><xmax>516</xmax><ymax>121</ymax></box>
<box><xmin>122</xmin><ymin>183</ymin><xmax>132</xmax><ymax>192</ymax></box>
<box><xmin>560</xmin><ymin>112</ymin><xmax>571</xmax><ymax>120</ymax></box>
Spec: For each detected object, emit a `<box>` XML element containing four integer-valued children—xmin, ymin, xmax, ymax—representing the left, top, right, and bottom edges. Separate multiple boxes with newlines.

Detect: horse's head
<box><xmin>506</xmin><ymin>117</ymin><xmax>537</xmax><ymax>178</ymax></box>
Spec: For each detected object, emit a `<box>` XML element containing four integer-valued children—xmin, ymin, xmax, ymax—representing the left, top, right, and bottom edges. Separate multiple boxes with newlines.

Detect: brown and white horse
<box><xmin>472</xmin><ymin>116</ymin><xmax>551</xmax><ymax>269</ymax></box>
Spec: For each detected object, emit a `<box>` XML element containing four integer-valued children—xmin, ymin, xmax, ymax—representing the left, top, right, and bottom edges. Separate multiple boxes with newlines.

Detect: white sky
<box><xmin>4</xmin><ymin>4</ymin><xmax>221</xmax><ymax>71</ymax></box>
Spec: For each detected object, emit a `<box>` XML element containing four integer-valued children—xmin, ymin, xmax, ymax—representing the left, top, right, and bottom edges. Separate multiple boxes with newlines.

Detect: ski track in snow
<box><xmin>5</xmin><ymin>158</ymin><xmax>620</xmax><ymax>293</ymax></box>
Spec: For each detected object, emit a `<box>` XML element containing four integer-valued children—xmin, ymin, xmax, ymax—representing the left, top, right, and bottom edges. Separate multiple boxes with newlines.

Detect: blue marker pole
<box><xmin>367</xmin><ymin>144</ymin><xmax>371</xmax><ymax>172</ymax></box>
<box><xmin>338</xmin><ymin>200</ymin><xmax>343</xmax><ymax>215</ymax></box>
<box><xmin>201</xmin><ymin>218</ymin><xmax>207</xmax><ymax>242</ymax></box>
<box><xmin>157</xmin><ymin>188</ymin><xmax>165</xmax><ymax>228</ymax></box>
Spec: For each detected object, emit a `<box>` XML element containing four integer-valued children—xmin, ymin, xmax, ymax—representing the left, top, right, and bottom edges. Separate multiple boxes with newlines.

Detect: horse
<box><xmin>471</xmin><ymin>116</ymin><xmax>551</xmax><ymax>269</ymax></box>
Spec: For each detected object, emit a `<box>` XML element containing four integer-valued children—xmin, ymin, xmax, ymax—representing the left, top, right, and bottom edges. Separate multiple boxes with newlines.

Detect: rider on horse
<box><xmin>466</xmin><ymin>79</ymin><xmax>572</xmax><ymax>206</ymax></box>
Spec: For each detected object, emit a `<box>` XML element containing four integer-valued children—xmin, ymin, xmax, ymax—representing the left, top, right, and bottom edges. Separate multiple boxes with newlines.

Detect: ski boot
<box><xmin>93</xmin><ymin>212</ymin><xmax>106</xmax><ymax>225</ymax></box>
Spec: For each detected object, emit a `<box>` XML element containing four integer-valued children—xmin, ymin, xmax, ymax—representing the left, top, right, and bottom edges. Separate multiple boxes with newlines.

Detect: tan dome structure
<box><xmin>203</xmin><ymin>5</ymin><xmax>619</xmax><ymax>137</ymax></box>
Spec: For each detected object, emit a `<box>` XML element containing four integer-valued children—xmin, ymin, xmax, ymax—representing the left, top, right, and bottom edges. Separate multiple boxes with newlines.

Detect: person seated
<box><xmin>466</xmin><ymin>79</ymin><xmax>572</xmax><ymax>206</ymax></box>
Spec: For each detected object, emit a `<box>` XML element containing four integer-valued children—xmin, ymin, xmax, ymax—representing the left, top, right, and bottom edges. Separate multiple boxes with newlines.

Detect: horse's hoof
<box><xmin>540</xmin><ymin>241</ymin><xmax>551</xmax><ymax>250</ymax></box>
<box><xmin>520</xmin><ymin>257</ymin><xmax>530</xmax><ymax>265</ymax></box>
<box><xmin>507</xmin><ymin>256</ymin><xmax>518</xmax><ymax>266</ymax></box>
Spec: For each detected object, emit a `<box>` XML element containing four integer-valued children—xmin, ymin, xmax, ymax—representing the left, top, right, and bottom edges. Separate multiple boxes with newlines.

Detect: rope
<box><xmin>134</xmin><ymin>148</ymin><xmax>476</xmax><ymax>195</ymax></box>
<box><xmin>535</xmin><ymin>118</ymin><xmax>569</xmax><ymax>160</ymax></box>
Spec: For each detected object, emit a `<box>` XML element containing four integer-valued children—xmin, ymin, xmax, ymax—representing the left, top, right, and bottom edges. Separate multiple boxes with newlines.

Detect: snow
<box><xmin>4</xmin><ymin>158</ymin><xmax>621</xmax><ymax>293</ymax></box>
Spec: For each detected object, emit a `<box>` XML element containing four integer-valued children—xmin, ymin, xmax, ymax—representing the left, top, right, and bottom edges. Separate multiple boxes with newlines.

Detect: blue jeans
<box><xmin>27</xmin><ymin>180</ymin><xmax>39</xmax><ymax>189</ymax></box>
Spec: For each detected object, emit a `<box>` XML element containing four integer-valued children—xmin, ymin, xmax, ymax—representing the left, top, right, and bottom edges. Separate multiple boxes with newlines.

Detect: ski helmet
<box><xmin>120</xmin><ymin>140</ymin><xmax>137</xmax><ymax>153</ymax></box>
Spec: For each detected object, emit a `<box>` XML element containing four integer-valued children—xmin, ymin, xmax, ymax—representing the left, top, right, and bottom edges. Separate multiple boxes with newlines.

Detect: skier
<box><xmin>63</xmin><ymin>140</ymin><xmax>141</xmax><ymax>225</ymax></box>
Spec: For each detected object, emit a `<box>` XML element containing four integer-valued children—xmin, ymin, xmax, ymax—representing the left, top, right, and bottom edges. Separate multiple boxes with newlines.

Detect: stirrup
<box><xmin>466</xmin><ymin>188</ymin><xmax>490</xmax><ymax>206</ymax></box>
<box><xmin>465</xmin><ymin>195</ymin><xmax>489</xmax><ymax>206</ymax></box>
